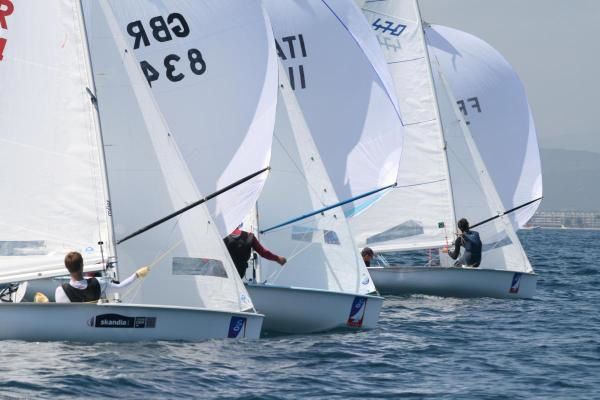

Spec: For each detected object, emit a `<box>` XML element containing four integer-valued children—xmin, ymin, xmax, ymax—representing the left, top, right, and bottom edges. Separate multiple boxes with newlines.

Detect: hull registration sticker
<box><xmin>228</xmin><ymin>316</ymin><xmax>247</xmax><ymax>338</ymax></box>
<box><xmin>509</xmin><ymin>273</ymin><xmax>523</xmax><ymax>294</ymax></box>
<box><xmin>347</xmin><ymin>297</ymin><xmax>368</xmax><ymax>328</ymax></box>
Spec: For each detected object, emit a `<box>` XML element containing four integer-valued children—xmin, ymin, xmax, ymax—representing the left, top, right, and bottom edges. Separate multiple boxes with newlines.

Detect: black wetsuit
<box><xmin>224</xmin><ymin>231</ymin><xmax>254</xmax><ymax>278</ymax></box>
<box><xmin>224</xmin><ymin>229</ymin><xmax>281</xmax><ymax>278</ymax></box>
<box><xmin>448</xmin><ymin>230</ymin><xmax>482</xmax><ymax>267</ymax></box>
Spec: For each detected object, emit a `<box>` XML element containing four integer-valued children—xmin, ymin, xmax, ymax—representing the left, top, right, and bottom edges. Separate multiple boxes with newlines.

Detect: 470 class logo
<box><xmin>371</xmin><ymin>17</ymin><xmax>407</xmax><ymax>37</ymax></box>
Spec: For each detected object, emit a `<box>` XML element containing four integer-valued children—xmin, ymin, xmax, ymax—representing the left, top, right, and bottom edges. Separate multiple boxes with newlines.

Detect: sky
<box><xmin>419</xmin><ymin>0</ymin><xmax>600</xmax><ymax>154</ymax></box>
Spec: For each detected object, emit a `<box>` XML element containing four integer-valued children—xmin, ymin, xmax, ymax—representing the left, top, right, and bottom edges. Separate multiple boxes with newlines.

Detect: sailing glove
<box><xmin>34</xmin><ymin>292</ymin><xmax>49</xmax><ymax>303</ymax></box>
<box><xmin>136</xmin><ymin>266</ymin><xmax>150</xmax><ymax>278</ymax></box>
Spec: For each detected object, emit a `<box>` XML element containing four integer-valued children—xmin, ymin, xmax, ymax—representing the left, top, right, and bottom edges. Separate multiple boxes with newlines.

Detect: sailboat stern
<box><xmin>245</xmin><ymin>283</ymin><xmax>383</xmax><ymax>334</ymax></box>
<box><xmin>0</xmin><ymin>303</ymin><xmax>263</xmax><ymax>342</ymax></box>
<box><xmin>368</xmin><ymin>266</ymin><xmax>536</xmax><ymax>299</ymax></box>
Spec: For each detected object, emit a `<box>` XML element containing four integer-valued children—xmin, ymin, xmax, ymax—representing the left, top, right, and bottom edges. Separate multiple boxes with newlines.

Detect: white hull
<box><xmin>0</xmin><ymin>303</ymin><xmax>263</xmax><ymax>342</ymax></box>
<box><xmin>246</xmin><ymin>284</ymin><xmax>383</xmax><ymax>334</ymax></box>
<box><xmin>368</xmin><ymin>266</ymin><xmax>536</xmax><ymax>299</ymax></box>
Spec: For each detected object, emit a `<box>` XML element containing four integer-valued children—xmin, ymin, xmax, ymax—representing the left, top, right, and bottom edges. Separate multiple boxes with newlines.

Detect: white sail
<box><xmin>433</xmin><ymin>66</ymin><xmax>532</xmax><ymax>273</ymax></box>
<box><xmin>263</xmin><ymin>0</ymin><xmax>403</xmax><ymax>212</ymax></box>
<box><xmin>82</xmin><ymin>0</ymin><xmax>275</xmax><ymax>311</ymax></box>
<box><xmin>93</xmin><ymin>0</ymin><xmax>276</xmax><ymax>238</ymax></box>
<box><xmin>351</xmin><ymin>0</ymin><xmax>456</xmax><ymax>251</ymax></box>
<box><xmin>0</xmin><ymin>0</ymin><xmax>113</xmax><ymax>284</ymax></box>
<box><xmin>257</xmin><ymin>64</ymin><xmax>375</xmax><ymax>295</ymax></box>
<box><xmin>425</xmin><ymin>25</ymin><xmax>542</xmax><ymax>228</ymax></box>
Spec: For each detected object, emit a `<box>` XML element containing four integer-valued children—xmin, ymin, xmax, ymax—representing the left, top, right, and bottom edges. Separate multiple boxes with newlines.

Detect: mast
<box><xmin>76</xmin><ymin>0</ymin><xmax>119</xmax><ymax>277</ymax></box>
<box><xmin>254</xmin><ymin>202</ymin><xmax>261</xmax><ymax>283</ymax></box>
<box><xmin>414</xmin><ymin>0</ymin><xmax>458</xmax><ymax>233</ymax></box>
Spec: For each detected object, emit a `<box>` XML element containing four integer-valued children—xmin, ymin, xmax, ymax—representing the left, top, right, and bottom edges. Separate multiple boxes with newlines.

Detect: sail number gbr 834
<box><xmin>126</xmin><ymin>13</ymin><xmax>206</xmax><ymax>87</ymax></box>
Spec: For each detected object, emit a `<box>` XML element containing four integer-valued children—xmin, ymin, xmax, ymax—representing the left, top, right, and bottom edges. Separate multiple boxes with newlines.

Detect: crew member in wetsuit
<box><xmin>361</xmin><ymin>247</ymin><xmax>375</xmax><ymax>267</ymax></box>
<box><xmin>446</xmin><ymin>218</ymin><xmax>483</xmax><ymax>268</ymax></box>
<box><xmin>224</xmin><ymin>228</ymin><xmax>286</xmax><ymax>278</ymax></box>
<box><xmin>54</xmin><ymin>251</ymin><xmax>150</xmax><ymax>303</ymax></box>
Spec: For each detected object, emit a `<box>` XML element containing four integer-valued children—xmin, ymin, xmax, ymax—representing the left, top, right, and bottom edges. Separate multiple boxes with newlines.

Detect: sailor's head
<box><xmin>361</xmin><ymin>247</ymin><xmax>375</xmax><ymax>263</ymax></box>
<box><xmin>64</xmin><ymin>251</ymin><xmax>84</xmax><ymax>274</ymax></box>
<box><xmin>457</xmin><ymin>218</ymin><xmax>470</xmax><ymax>233</ymax></box>
<box><xmin>229</xmin><ymin>222</ymin><xmax>244</xmax><ymax>237</ymax></box>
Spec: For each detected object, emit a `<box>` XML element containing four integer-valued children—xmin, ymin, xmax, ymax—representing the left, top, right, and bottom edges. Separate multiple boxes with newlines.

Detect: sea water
<box><xmin>0</xmin><ymin>229</ymin><xmax>598</xmax><ymax>399</ymax></box>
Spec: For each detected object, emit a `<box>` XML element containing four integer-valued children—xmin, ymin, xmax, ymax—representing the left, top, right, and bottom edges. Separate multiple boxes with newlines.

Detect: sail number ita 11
<box><xmin>0</xmin><ymin>0</ymin><xmax>14</xmax><ymax>61</ymax></box>
<box><xmin>276</xmin><ymin>34</ymin><xmax>308</xmax><ymax>90</ymax></box>
<box><xmin>126</xmin><ymin>12</ymin><xmax>206</xmax><ymax>87</ymax></box>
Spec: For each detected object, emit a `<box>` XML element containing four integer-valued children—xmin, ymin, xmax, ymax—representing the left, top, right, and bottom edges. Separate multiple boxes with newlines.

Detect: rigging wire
<box><xmin>262</xmin><ymin>240</ymin><xmax>315</xmax><ymax>284</ymax></box>
<box><xmin>272</xmin><ymin>134</ymin><xmax>328</xmax><ymax>209</ymax></box>
<box><xmin>98</xmin><ymin>238</ymin><xmax>184</xmax><ymax>304</ymax></box>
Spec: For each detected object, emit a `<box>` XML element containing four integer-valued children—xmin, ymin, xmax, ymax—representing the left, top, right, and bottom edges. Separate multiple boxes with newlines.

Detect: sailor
<box><xmin>446</xmin><ymin>218</ymin><xmax>483</xmax><ymax>268</ymax></box>
<box><xmin>223</xmin><ymin>227</ymin><xmax>286</xmax><ymax>278</ymax></box>
<box><xmin>54</xmin><ymin>251</ymin><xmax>150</xmax><ymax>303</ymax></box>
<box><xmin>361</xmin><ymin>247</ymin><xmax>375</xmax><ymax>267</ymax></box>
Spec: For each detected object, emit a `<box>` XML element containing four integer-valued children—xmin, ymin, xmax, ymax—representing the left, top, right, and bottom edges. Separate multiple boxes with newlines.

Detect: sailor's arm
<box><xmin>447</xmin><ymin>236</ymin><xmax>462</xmax><ymax>260</ymax></box>
<box><xmin>250</xmin><ymin>235</ymin><xmax>286</xmax><ymax>266</ymax></box>
<box><xmin>103</xmin><ymin>266</ymin><xmax>150</xmax><ymax>297</ymax></box>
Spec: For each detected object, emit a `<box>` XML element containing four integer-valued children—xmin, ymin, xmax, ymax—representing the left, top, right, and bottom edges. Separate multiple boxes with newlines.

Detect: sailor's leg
<box><xmin>454</xmin><ymin>254</ymin><xmax>467</xmax><ymax>267</ymax></box>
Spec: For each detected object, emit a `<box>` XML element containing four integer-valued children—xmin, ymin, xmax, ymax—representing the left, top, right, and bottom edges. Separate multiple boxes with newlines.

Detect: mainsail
<box><xmin>425</xmin><ymin>25</ymin><xmax>542</xmax><ymax>228</ymax></box>
<box><xmin>0</xmin><ymin>0</ymin><xmax>113</xmax><ymax>284</ymax></box>
<box><xmin>352</xmin><ymin>0</ymin><xmax>456</xmax><ymax>252</ymax></box>
<box><xmin>83</xmin><ymin>0</ymin><xmax>276</xmax><ymax>311</ymax></box>
<box><xmin>90</xmin><ymin>0</ymin><xmax>277</xmax><ymax>238</ymax></box>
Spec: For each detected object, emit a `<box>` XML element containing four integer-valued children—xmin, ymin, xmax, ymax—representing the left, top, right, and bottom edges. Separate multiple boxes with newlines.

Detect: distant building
<box><xmin>529</xmin><ymin>211</ymin><xmax>600</xmax><ymax>229</ymax></box>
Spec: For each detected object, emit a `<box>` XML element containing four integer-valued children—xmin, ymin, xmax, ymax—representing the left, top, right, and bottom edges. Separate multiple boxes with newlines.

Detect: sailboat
<box><xmin>350</xmin><ymin>0</ymin><xmax>542</xmax><ymax>299</ymax></box>
<box><xmin>242</xmin><ymin>0</ymin><xmax>405</xmax><ymax>334</ymax></box>
<box><xmin>0</xmin><ymin>0</ymin><xmax>276</xmax><ymax>341</ymax></box>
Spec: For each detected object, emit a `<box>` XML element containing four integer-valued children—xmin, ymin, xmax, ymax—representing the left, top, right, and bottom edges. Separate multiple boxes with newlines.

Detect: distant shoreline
<box><xmin>529</xmin><ymin>210</ymin><xmax>600</xmax><ymax>231</ymax></box>
<box><xmin>525</xmin><ymin>227</ymin><xmax>600</xmax><ymax>232</ymax></box>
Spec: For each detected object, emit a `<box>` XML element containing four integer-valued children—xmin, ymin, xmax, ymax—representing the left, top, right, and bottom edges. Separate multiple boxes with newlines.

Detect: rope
<box><xmin>116</xmin><ymin>238</ymin><xmax>184</xmax><ymax>302</ymax></box>
<box><xmin>84</xmin><ymin>238</ymin><xmax>185</xmax><ymax>304</ymax></box>
<box><xmin>148</xmin><ymin>238</ymin><xmax>184</xmax><ymax>269</ymax></box>
<box><xmin>117</xmin><ymin>277</ymin><xmax>144</xmax><ymax>303</ymax></box>
<box><xmin>262</xmin><ymin>240</ymin><xmax>315</xmax><ymax>283</ymax></box>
